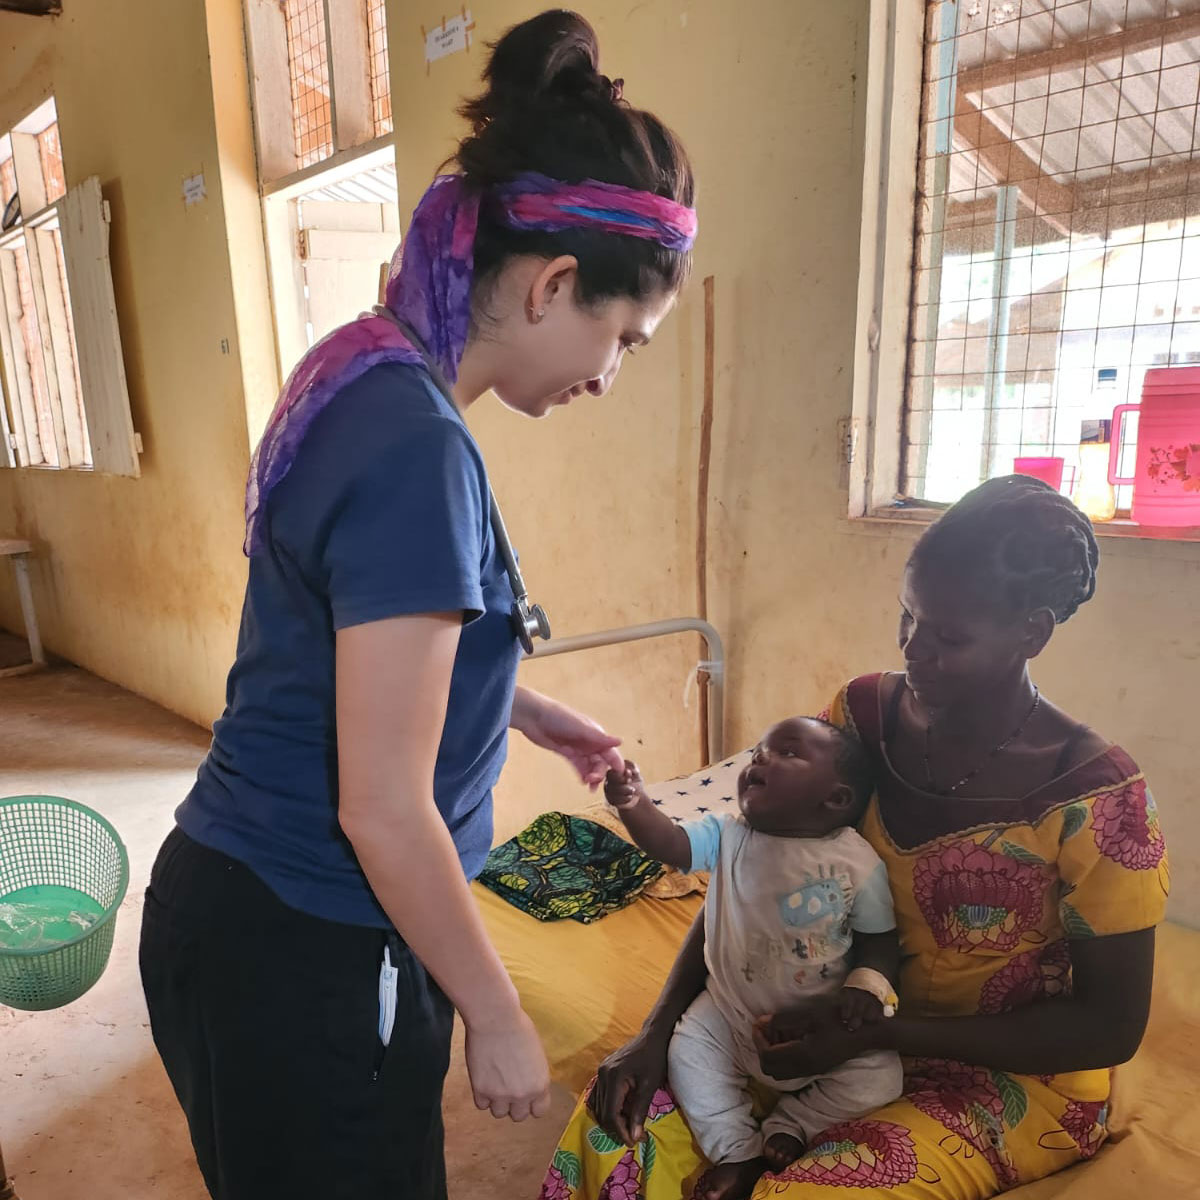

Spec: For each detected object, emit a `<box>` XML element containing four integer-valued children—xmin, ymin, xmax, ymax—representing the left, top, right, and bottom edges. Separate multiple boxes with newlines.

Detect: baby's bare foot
<box><xmin>763</xmin><ymin>1132</ymin><xmax>807</xmax><ymax>1173</ymax></box>
<box><xmin>698</xmin><ymin>1157</ymin><xmax>769</xmax><ymax>1200</ymax></box>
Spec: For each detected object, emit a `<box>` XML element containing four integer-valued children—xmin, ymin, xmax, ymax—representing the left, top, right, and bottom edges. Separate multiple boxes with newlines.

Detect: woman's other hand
<box><xmin>512</xmin><ymin>687</ymin><xmax>624</xmax><ymax>789</ymax></box>
<box><xmin>588</xmin><ymin>1026</ymin><xmax>670</xmax><ymax>1145</ymax></box>
<box><xmin>753</xmin><ymin>1004</ymin><xmax>817</xmax><ymax>1047</ymax></box>
<box><xmin>464</xmin><ymin>1006</ymin><xmax>552</xmax><ymax>1122</ymax></box>
<box><xmin>753</xmin><ymin>1002</ymin><xmax>873</xmax><ymax>1079</ymax></box>
<box><xmin>839</xmin><ymin>985</ymin><xmax>886</xmax><ymax>1032</ymax></box>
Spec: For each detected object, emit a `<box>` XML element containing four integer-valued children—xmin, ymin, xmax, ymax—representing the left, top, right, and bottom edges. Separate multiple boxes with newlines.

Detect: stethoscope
<box><xmin>370</xmin><ymin>308</ymin><xmax>552</xmax><ymax>655</ymax></box>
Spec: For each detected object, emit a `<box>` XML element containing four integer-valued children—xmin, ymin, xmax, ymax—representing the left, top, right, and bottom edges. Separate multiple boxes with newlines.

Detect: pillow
<box><xmin>639</xmin><ymin>749</ymin><xmax>753</xmax><ymax>824</ymax></box>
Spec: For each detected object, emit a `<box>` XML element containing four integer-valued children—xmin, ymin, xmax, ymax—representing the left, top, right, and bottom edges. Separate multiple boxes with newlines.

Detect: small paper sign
<box><xmin>182</xmin><ymin>174</ymin><xmax>206</xmax><ymax>207</ymax></box>
<box><xmin>424</xmin><ymin>10</ymin><xmax>474</xmax><ymax>65</ymax></box>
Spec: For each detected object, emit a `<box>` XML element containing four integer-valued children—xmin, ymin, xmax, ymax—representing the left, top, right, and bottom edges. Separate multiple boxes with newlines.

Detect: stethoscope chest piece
<box><xmin>513</xmin><ymin>596</ymin><xmax>552</xmax><ymax>655</ymax></box>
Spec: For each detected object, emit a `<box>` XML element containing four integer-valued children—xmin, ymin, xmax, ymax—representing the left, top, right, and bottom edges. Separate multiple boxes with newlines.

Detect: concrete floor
<box><xmin>0</xmin><ymin>654</ymin><xmax>574</xmax><ymax>1199</ymax></box>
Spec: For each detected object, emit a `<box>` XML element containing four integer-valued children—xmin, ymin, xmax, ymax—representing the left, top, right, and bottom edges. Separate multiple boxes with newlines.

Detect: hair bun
<box><xmin>452</xmin><ymin>10</ymin><xmax>694</xmax><ymax>308</ymax></box>
<box><xmin>460</xmin><ymin>10</ymin><xmax>616</xmax><ymax>132</ymax></box>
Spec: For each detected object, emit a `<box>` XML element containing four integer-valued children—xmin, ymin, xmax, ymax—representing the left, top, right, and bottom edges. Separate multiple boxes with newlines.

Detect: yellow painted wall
<box><xmin>0</xmin><ymin>1</ymin><xmax>1193</xmax><ymax>925</ymax></box>
<box><xmin>389</xmin><ymin>0</ymin><xmax>1200</xmax><ymax>924</ymax></box>
<box><xmin>0</xmin><ymin>0</ymin><xmax>250</xmax><ymax>724</ymax></box>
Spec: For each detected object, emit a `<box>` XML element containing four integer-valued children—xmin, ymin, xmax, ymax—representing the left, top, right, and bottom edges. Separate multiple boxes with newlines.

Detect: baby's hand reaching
<box><xmin>839</xmin><ymin>986</ymin><xmax>885</xmax><ymax>1032</ymax></box>
<box><xmin>604</xmin><ymin>761</ymin><xmax>646</xmax><ymax>811</ymax></box>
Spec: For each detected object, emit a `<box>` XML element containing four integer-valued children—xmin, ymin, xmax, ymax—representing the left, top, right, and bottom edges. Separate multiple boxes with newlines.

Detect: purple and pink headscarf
<box><xmin>244</xmin><ymin>172</ymin><xmax>697</xmax><ymax>555</ymax></box>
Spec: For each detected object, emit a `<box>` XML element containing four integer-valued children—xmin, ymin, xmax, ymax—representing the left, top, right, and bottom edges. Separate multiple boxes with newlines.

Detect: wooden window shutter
<box><xmin>0</xmin><ymin>375</ymin><xmax>14</xmax><ymax>467</ymax></box>
<box><xmin>60</xmin><ymin>176</ymin><xmax>139</xmax><ymax>477</ymax></box>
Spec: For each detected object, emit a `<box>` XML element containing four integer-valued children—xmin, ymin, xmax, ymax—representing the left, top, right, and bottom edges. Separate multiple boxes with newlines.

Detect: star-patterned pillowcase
<box><xmin>639</xmin><ymin>750</ymin><xmax>753</xmax><ymax>825</ymax></box>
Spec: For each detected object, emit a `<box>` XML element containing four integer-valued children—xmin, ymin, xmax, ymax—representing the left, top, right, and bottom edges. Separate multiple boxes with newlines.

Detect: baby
<box><xmin>606</xmin><ymin>716</ymin><xmax>902</xmax><ymax>1200</ymax></box>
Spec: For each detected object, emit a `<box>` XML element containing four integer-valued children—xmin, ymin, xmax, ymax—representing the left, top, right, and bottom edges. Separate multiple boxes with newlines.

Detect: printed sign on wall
<box><xmin>423</xmin><ymin>9</ymin><xmax>476</xmax><ymax>69</ymax></box>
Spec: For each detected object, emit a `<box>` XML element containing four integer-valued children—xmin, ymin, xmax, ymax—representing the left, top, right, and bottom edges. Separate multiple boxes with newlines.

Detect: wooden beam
<box><xmin>1083</xmin><ymin>156</ymin><xmax>1197</xmax><ymax>201</ymax></box>
<box><xmin>32</xmin><ymin>225</ymin><xmax>86</xmax><ymax>466</ymax></box>
<box><xmin>959</xmin><ymin>11</ymin><xmax>1200</xmax><ymax>95</ymax></box>
<box><xmin>944</xmin><ymin>195</ymin><xmax>1000</xmax><ymax>227</ymax></box>
<box><xmin>298</xmin><ymin>227</ymin><xmax>400</xmax><ymax>261</ymax></box>
<box><xmin>21</xmin><ymin>220</ymin><xmax>69</xmax><ymax>466</ymax></box>
<box><xmin>245</xmin><ymin>0</ymin><xmax>299</xmax><ymax>185</ymax></box>
<box><xmin>0</xmin><ymin>249</ymin><xmax>39</xmax><ymax>465</ymax></box>
<box><xmin>696</xmin><ymin>275</ymin><xmax>714</xmax><ymax>769</ymax></box>
<box><xmin>941</xmin><ymin>157</ymin><xmax>1200</xmax><ymax>253</ymax></box>
<box><xmin>9</xmin><ymin>132</ymin><xmax>47</xmax><ymax>216</ymax></box>
<box><xmin>0</xmin><ymin>0</ymin><xmax>61</xmax><ymax>14</ymax></box>
<box><xmin>942</xmin><ymin>204</ymin><xmax>1066</xmax><ymax>255</ymax></box>
<box><xmin>954</xmin><ymin>92</ymin><xmax>1073</xmax><ymax>236</ymax></box>
<box><xmin>1069</xmin><ymin>157</ymin><xmax>1200</xmax><ymax>236</ymax></box>
<box><xmin>326</xmin><ymin>0</ymin><xmax>374</xmax><ymax>151</ymax></box>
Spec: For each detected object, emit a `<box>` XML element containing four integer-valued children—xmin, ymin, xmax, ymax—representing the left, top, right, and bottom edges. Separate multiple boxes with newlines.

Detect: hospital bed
<box><xmin>473</xmin><ymin>618</ymin><xmax>1200</xmax><ymax>1195</ymax></box>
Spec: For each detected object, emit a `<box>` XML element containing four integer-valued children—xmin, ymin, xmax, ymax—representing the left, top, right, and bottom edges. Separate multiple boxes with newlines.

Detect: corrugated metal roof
<box><xmin>299</xmin><ymin>162</ymin><xmax>398</xmax><ymax>205</ymax></box>
<box><xmin>947</xmin><ymin>1</ymin><xmax>1200</xmax><ymax>185</ymax></box>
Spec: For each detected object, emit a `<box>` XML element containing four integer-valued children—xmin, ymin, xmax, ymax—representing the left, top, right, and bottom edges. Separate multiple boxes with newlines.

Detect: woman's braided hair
<box><xmin>910</xmin><ymin>475</ymin><xmax>1100</xmax><ymax>624</ymax></box>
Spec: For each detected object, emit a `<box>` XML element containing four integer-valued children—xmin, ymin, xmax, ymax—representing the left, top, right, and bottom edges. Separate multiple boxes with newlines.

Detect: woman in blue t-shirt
<box><xmin>138</xmin><ymin>11</ymin><xmax>697</xmax><ymax>1199</ymax></box>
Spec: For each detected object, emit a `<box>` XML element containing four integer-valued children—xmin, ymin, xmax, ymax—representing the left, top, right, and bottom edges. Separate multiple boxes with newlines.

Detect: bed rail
<box><xmin>528</xmin><ymin>618</ymin><xmax>725</xmax><ymax>762</ymax></box>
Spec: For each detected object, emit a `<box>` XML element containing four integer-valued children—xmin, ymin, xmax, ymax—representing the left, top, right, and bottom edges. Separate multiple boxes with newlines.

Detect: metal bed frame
<box><xmin>528</xmin><ymin>617</ymin><xmax>726</xmax><ymax>762</ymax></box>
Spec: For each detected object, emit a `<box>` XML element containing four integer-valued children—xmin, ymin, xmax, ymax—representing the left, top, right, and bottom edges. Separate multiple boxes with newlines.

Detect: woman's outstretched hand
<box><xmin>512</xmin><ymin>687</ymin><xmax>624</xmax><ymax>789</ymax></box>
<box><xmin>588</xmin><ymin>1026</ymin><xmax>671</xmax><ymax>1145</ymax></box>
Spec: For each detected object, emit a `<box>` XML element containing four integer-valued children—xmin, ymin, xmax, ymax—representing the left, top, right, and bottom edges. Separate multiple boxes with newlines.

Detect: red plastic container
<box><xmin>1013</xmin><ymin>456</ymin><xmax>1066</xmax><ymax>491</ymax></box>
<box><xmin>1109</xmin><ymin>367</ymin><xmax>1200</xmax><ymax>528</ymax></box>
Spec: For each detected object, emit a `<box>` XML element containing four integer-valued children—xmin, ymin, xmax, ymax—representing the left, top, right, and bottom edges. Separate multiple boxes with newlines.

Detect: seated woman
<box><xmin>544</xmin><ymin>476</ymin><xmax>1169</xmax><ymax>1200</ymax></box>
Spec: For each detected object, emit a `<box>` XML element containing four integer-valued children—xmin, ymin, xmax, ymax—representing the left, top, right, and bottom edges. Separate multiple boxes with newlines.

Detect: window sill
<box><xmin>260</xmin><ymin>134</ymin><xmax>394</xmax><ymax>201</ymax></box>
<box><xmin>859</xmin><ymin>507</ymin><xmax>1200</xmax><ymax>544</ymax></box>
<box><xmin>4</xmin><ymin>464</ymin><xmax>95</xmax><ymax>475</ymax></box>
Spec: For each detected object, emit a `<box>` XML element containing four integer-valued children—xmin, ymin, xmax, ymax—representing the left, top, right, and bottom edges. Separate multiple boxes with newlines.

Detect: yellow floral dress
<box><xmin>544</xmin><ymin>674</ymin><xmax>1169</xmax><ymax>1199</ymax></box>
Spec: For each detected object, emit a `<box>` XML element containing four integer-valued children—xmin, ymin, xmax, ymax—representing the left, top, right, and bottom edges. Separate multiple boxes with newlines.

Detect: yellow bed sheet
<box><xmin>476</xmin><ymin>884</ymin><xmax>1200</xmax><ymax>1196</ymax></box>
<box><xmin>1015</xmin><ymin>920</ymin><xmax>1200</xmax><ymax>1195</ymax></box>
<box><xmin>474</xmin><ymin>881</ymin><xmax>703</xmax><ymax>1092</ymax></box>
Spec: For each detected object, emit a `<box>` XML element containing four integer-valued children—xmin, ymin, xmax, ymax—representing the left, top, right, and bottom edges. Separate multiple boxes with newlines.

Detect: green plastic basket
<box><xmin>0</xmin><ymin>796</ymin><xmax>129</xmax><ymax>1011</ymax></box>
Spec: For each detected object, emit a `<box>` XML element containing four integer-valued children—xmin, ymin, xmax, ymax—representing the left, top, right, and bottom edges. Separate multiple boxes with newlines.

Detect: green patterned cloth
<box><xmin>479</xmin><ymin>812</ymin><xmax>666</xmax><ymax>924</ymax></box>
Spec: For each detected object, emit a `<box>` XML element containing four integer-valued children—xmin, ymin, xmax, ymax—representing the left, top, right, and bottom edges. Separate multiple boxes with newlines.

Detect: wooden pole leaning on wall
<box><xmin>696</xmin><ymin>275</ymin><xmax>716</xmax><ymax>768</ymax></box>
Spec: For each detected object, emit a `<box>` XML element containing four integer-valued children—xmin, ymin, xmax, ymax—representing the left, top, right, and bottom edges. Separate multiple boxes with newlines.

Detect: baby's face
<box><xmin>737</xmin><ymin>717</ymin><xmax>846</xmax><ymax>836</ymax></box>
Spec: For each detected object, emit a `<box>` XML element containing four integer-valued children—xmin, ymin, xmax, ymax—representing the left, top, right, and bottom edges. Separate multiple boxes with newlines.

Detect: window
<box><xmin>246</xmin><ymin>0</ymin><xmax>394</xmax><ymax>186</ymax></box>
<box><xmin>283</xmin><ymin>0</ymin><xmax>334</xmax><ymax>169</ymax></box>
<box><xmin>0</xmin><ymin>98</ymin><xmax>138</xmax><ymax>476</ymax></box>
<box><xmin>264</xmin><ymin>156</ymin><xmax>400</xmax><ymax>375</ymax></box>
<box><xmin>245</xmin><ymin>0</ymin><xmax>399</xmax><ymax>393</ymax></box>
<box><xmin>851</xmin><ymin>1</ymin><xmax>1200</xmax><ymax>526</ymax></box>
